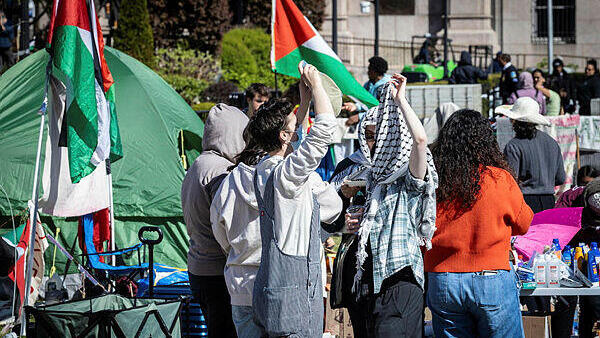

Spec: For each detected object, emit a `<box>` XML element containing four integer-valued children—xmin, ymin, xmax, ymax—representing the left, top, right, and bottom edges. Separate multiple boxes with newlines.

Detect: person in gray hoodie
<box><xmin>181</xmin><ymin>103</ymin><xmax>248</xmax><ymax>338</ymax></box>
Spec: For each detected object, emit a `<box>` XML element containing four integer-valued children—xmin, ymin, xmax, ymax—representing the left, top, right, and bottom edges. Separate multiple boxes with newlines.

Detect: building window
<box><xmin>532</xmin><ymin>0</ymin><xmax>576</xmax><ymax>44</ymax></box>
<box><xmin>380</xmin><ymin>0</ymin><xmax>415</xmax><ymax>15</ymax></box>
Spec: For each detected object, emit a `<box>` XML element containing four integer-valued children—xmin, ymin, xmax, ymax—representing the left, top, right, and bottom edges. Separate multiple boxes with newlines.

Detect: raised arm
<box><xmin>277</xmin><ymin>63</ymin><xmax>337</xmax><ymax>196</ymax></box>
<box><xmin>390</xmin><ymin>74</ymin><xmax>428</xmax><ymax>179</ymax></box>
<box><xmin>296</xmin><ymin>65</ymin><xmax>312</xmax><ymax>131</ymax></box>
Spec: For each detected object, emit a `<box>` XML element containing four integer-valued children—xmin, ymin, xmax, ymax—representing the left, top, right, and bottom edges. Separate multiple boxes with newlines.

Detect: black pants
<box><xmin>523</xmin><ymin>194</ymin><xmax>556</xmax><ymax>214</ymax></box>
<box><xmin>580</xmin><ymin>296</ymin><xmax>600</xmax><ymax>338</ymax></box>
<box><xmin>188</xmin><ymin>273</ymin><xmax>237</xmax><ymax>338</ymax></box>
<box><xmin>368</xmin><ymin>268</ymin><xmax>424</xmax><ymax>338</ymax></box>
<box><xmin>552</xmin><ymin>296</ymin><xmax>578</xmax><ymax>338</ymax></box>
<box><xmin>0</xmin><ymin>47</ymin><xmax>14</xmax><ymax>70</ymax></box>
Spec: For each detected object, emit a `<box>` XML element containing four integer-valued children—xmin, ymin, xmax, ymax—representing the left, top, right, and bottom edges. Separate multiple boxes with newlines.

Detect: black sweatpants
<box><xmin>188</xmin><ymin>272</ymin><xmax>237</xmax><ymax>338</ymax></box>
<box><xmin>368</xmin><ymin>267</ymin><xmax>424</xmax><ymax>338</ymax></box>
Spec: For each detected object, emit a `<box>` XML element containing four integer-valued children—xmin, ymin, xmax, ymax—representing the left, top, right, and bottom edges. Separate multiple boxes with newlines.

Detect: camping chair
<box><xmin>79</xmin><ymin>214</ymin><xmax>158</xmax><ymax>282</ymax></box>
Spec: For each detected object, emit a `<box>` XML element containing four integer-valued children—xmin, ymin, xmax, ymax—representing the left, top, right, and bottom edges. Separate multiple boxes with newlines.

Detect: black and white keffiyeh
<box><xmin>353</xmin><ymin>82</ymin><xmax>438</xmax><ymax>294</ymax></box>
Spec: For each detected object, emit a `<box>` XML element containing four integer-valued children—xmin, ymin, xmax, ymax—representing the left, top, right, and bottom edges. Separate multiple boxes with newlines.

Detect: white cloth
<box><xmin>255</xmin><ymin>114</ymin><xmax>342</xmax><ymax>256</ymax></box>
<box><xmin>423</xmin><ymin>102</ymin><xmax>461</xmax><ymax>144</ymax></box>
<box><xmin>38</xmin><ymin>75</ymin><xmax>110</xmax><ymax>217</ymax></box>
<box><xmin>211</xmin><ymin>163</ymin><xmax>260</xmax><ymax>306</ymax></box>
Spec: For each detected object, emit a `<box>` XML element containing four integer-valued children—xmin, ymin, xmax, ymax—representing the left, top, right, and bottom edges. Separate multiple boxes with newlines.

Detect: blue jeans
<box><xmin>231</xmin><ymin>305</ymin><xmax>262</xmax><ymax>338</ymax></box>
<box><xmin>427</xmin><ymin>270</ymin><xmax>524</xmax><ymax>338</ymax></box>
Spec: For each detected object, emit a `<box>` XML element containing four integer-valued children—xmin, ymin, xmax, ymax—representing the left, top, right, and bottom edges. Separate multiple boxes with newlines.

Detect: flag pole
<box><xmin>106</xmin><ymin>160</ymin><xmax>116</xmax><ymax>265</ymax></box>
<box><xmin>274</xmin><ymin>70</ymin><xmax>279</xmax><ymax>97</ymax></box>
<box><xmin>21</xmin><ymin>64</ymin><xmax>51</xmax><ymax>335</ymax></box>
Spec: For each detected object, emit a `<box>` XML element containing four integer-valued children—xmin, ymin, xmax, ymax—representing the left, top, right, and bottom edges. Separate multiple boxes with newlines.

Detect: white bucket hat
<box><xmin>494</xmin><ymin>97</ymin><xmax>551</xmax><ymax>126</ymax></box>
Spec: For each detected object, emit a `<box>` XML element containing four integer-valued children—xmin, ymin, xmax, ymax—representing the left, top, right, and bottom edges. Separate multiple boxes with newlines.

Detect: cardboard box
<box><xmin>522</xmin><ymin>316</ymin><xmax>552</xmax><ymax>338</ymax></box>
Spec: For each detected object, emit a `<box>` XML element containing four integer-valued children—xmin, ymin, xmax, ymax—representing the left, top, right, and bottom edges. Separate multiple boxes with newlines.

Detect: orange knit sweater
<box><xmin>424</xmin><ymin>166</ymin><xmax>533</xmax><ymax>273</ymax></box>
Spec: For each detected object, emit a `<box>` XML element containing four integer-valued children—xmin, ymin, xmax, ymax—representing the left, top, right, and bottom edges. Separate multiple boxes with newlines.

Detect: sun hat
<box><xmin>494</xmin><ymin>97</ymin><xmax>551</xmax><ymax>126</ymax></box>
<box><xmin>300</xmin><ymin>60</ymin><xmax>342</xmax><ymax>116</ymax></box>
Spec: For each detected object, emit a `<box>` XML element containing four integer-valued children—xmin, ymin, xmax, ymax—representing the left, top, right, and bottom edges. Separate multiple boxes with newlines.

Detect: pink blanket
<box><xmin>513</xmin><ymin>207</ymin><xmax>583</xmax><ymax>261</ymax></box>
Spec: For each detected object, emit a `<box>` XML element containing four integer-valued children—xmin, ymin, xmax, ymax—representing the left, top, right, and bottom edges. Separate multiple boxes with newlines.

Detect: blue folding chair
<box><xmin>80</xmin><ymin>213</ymin><xmax>148</xmax><ymax>278</ymax></box>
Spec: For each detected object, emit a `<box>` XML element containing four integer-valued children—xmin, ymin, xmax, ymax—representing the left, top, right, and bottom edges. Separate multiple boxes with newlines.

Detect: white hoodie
<box><xmin>211</xmin><ymin>163</ymin><xmax>260</xmax><ymax>306</ymax></box>
<box><xmin>211</xmin><ymin>114</ymin><xmax>343</xmax><ymax>306</ymax></box>
<box><xmin>255</xmin><ymin>114</ymin><xmax>342</xmax><ymax>257</ymax></box>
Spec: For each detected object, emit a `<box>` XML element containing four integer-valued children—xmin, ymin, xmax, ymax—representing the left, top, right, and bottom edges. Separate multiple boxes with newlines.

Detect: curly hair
<box><xmin>368</xmin><ymin>56</ymin><xmax>388</xmax><ymax>76</ymax></box>
<box><xmin>246</xmin><ymin>99</ymin><xmax>293</xmax><ymax>153</ymax></box>
<box><xmin>432</xmin><ymin>109</ymin><xmax>516</xmax><ymax>212</ymax></box>
<box><xmin>512</xmin><ymin>121</ymin><xmax>537</xmax><ymax>139</ymax></box>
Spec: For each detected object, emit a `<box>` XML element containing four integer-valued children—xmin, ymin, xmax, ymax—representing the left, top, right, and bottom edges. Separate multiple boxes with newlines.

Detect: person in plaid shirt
<box><xmin>346</xmin><ymin>74</ymin><xmax>438</xmax><ymax>337</ymax></box>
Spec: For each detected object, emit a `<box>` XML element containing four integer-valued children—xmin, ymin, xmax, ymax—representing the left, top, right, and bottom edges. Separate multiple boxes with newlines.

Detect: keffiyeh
<box><xmin>353</xmin><ymin>82</ymin><xmax>438</xmax><ymax>293</ymax></box>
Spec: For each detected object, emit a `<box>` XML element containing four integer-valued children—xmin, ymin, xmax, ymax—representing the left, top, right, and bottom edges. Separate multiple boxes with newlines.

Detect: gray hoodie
<box><xmin>182</xmin><ymin>104</ymin><xmax>248</xmax><ymax>276</ymax></box>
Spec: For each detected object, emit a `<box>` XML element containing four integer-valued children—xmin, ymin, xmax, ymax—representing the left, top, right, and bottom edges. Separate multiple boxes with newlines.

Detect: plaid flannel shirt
<box><xmin>368</xmin><ymin>171</ymin><xmax>429</xmax><ymax>294</ymax></box>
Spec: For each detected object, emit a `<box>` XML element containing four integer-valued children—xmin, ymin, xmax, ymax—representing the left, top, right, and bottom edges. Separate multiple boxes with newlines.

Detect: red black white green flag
<box><xmin>271</xmin><ymin>0</ymin><xmax>379</xmax><ymax>107</ymax></box>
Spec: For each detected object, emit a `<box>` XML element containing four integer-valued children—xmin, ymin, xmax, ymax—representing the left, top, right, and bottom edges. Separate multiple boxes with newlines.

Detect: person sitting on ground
<box><xmin>498</xmin><ymin>53</ymin><xmax>519</xmax><ymax>104</ymax></box>
<box><xmin>181</xmin><ymin>104</ymin><xmax>248</xmax><ymax>338</ymax></box>
<box><xmin>426</xmin><ymin>109</ymin><xmax>532</xmax><ymax>337</ymax></box>
<box><xmin>245</xmin><ymin>83</ymin><xmax>270</xmax><ymax>118</ymax></box>
<box><xmin>347</xmin><ymin>74</ymin><xmax>437</xmax><ymax>337</ymax></box>
<box><xmin>249</xmin><ymin>63</ymin><xmax>342</xmax><ymax>337</ymax></box>
<box><xmin>508</xmin><ymin>72</ymin><xmax>547</xmax><ymax>115</ymax></box>
<box><xmin>343</xmin><ymin>56</ymin><xmax>391</xmax><ymax>125</ymax></box>
<box><xmin>423</xmin><ymin>102</ymin><xmax>461</xmax><ymax>145</ymax></box>
<box><xmin>532</xmin><ymin>68</ymin><xmax>563</xmax><ymax>116</ymax></box>
<box><xmin>210</xmin><ymin>75</ymin><xmax>313</xmax><ymax>338</ymax></box>
<box><xmin>500</xmin><ymin>97</ymin><xmax>565</xmax><ymax>213</ymax></box>
<box><xmin>555</xmin><ymin>166</ymin><xmax>600</xmax><ymax>208</ymax></box>
<box><xmin>448</xmin><ymin>51</ymin><xmax>488</xmax><ymax>85</ymax></box>
<box><xmin>577</xmin><ymin>59</ymin><xmax>600</xmax><ymax>116</ymax></box>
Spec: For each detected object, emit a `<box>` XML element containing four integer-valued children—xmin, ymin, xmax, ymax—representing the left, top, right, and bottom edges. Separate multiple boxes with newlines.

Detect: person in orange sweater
<box><xmin>425</xmin><ymin>109</ymin><xmax>533</xmax><ymax>337</ymax></box>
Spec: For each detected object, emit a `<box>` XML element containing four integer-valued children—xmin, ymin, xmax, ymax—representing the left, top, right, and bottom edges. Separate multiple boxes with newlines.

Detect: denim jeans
<box><xmin>427</xmin><ymin>270</ymin><xmax>524</xmax><ymax>338</ymax></box>
<box><xmin>231</xmin><ymin>305</ymin><xmax>262</xmax><ymax>338</ymax></box>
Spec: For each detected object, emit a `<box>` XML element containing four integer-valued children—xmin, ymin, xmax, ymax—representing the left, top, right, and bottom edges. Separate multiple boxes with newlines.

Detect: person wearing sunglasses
<box><xmin>577</xmin><ymin>59</ymin><xmax>600</xmax><ymax>115</ymax></box>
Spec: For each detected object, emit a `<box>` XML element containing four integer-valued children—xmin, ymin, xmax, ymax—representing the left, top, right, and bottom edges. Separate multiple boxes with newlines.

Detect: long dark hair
<box><xmin>228</xmin><ymin>126</ymin><xmax>267</xmax><ymax>170</ymax></box>
<box><xmin>432</xmin><ymin>109</ymin><xmax>516</xmax><ymax>211</ymax></box>
<box><xmin>513</xmin><ymin>120</ymin><xmax>537</xmax><ymax>139</ymax></box>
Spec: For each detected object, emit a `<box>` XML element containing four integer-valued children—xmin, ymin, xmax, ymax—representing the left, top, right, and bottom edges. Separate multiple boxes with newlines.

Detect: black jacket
<box><xmin>577</xmin><ymin>74</ymin><xmax>600</xmax><ymax>115</ymax></box>
<box><xmin>448</xmin><ymin>52</ymin><xmax>488</xmax><ymax>85</ymax></box>
<box><xmin>549</xmin><ymin>71</ymin><xmax>576</xmax><ymax>100</ymax></box>
<box><xmin>500</xmin><ymin>64</ymin><xmax>519</xmax><ymax>102</ymax></box>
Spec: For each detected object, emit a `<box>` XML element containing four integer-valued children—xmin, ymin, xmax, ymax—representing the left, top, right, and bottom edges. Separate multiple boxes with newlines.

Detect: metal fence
<box><xmin>322</xmin><ymin>35</ymin><xmax>595</xmax><ymax>72</ymax></box>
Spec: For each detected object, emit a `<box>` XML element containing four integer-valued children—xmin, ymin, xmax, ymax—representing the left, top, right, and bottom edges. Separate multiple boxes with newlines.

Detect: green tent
<box><xmin>0</xmin><ymin>47</ymin><xmax>204</xmax><ymax>270</ymax></box>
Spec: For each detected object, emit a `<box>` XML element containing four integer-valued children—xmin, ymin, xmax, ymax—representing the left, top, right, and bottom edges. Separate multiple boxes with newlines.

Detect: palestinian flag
<box><xmin>271</xmin><ymin>0</ymin><xmax>378</xmax><ymax>108</ymax></box>
<box><xmin>47</xmin><ymin>0</ymin><xmax>122</xmax><ymax>183</ymax></box>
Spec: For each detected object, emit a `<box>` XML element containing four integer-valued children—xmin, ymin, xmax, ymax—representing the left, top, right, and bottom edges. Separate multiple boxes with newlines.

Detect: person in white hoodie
<box><xmin>212</xmin><ymin>64</ymin><xmax>341</xmax><ymax>337</ymax></box>
<box><xmin>181</xmin><ymin>103</ymin><xmax>247</xmax><ymax>338</ymax></box>
<box><xmin>255</xmin><ymin>64</ymin><xmax>341</xmax><ymax>337</ymax></box>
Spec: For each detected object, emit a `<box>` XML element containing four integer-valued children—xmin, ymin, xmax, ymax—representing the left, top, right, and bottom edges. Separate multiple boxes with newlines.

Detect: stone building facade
<box><xmin>321</xmin><ymin>0</ymin><xmax>597</xmax><ymax>77</ymax></box>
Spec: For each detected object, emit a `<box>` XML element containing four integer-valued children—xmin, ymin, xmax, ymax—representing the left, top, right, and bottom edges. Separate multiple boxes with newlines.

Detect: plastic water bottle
<box><xmin>553</xmin><ymin>238</ymin><xmax>562</xmax><ymax>260</ymax></box>
<box><xmin>563</xmin><ymin>245</ymin><xmax>573</xmax><ymax>269</ymax></box>
<box><xmin>575</xmin><ymin>246</ymin><xmax>585</xmax><ymax>273</ymax></box>
<box><xmin>534</xmin><ymin>254</ymin><xmax>548</xmax><ymax>288</ymax></box>
<box><xmin>546</xmin><ymin>253</ymin><xmax>560</xmax><ymax>288</ymax></box>
<box><xmin>588</xmin><ymin>242</ymin><xmax>600</xmax><ymax>286</ymax></box>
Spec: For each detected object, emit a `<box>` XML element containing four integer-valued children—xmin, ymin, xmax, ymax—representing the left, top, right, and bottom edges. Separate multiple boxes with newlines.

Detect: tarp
<box><xmin>0</xmin><ymin>48</ymin><xmax>204</xmax><ymax>269</ymax></box>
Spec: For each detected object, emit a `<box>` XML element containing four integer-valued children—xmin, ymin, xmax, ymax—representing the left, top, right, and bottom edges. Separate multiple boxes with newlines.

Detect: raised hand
<box><xmin>298</xmin><ymin>61</ymin><xmax>322</xmax><ymax>90</ymax></box>
<box><xmin>390</xmin><ymin>73</ymin><xmax>408</xmax><ymax>104</ymax></box>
